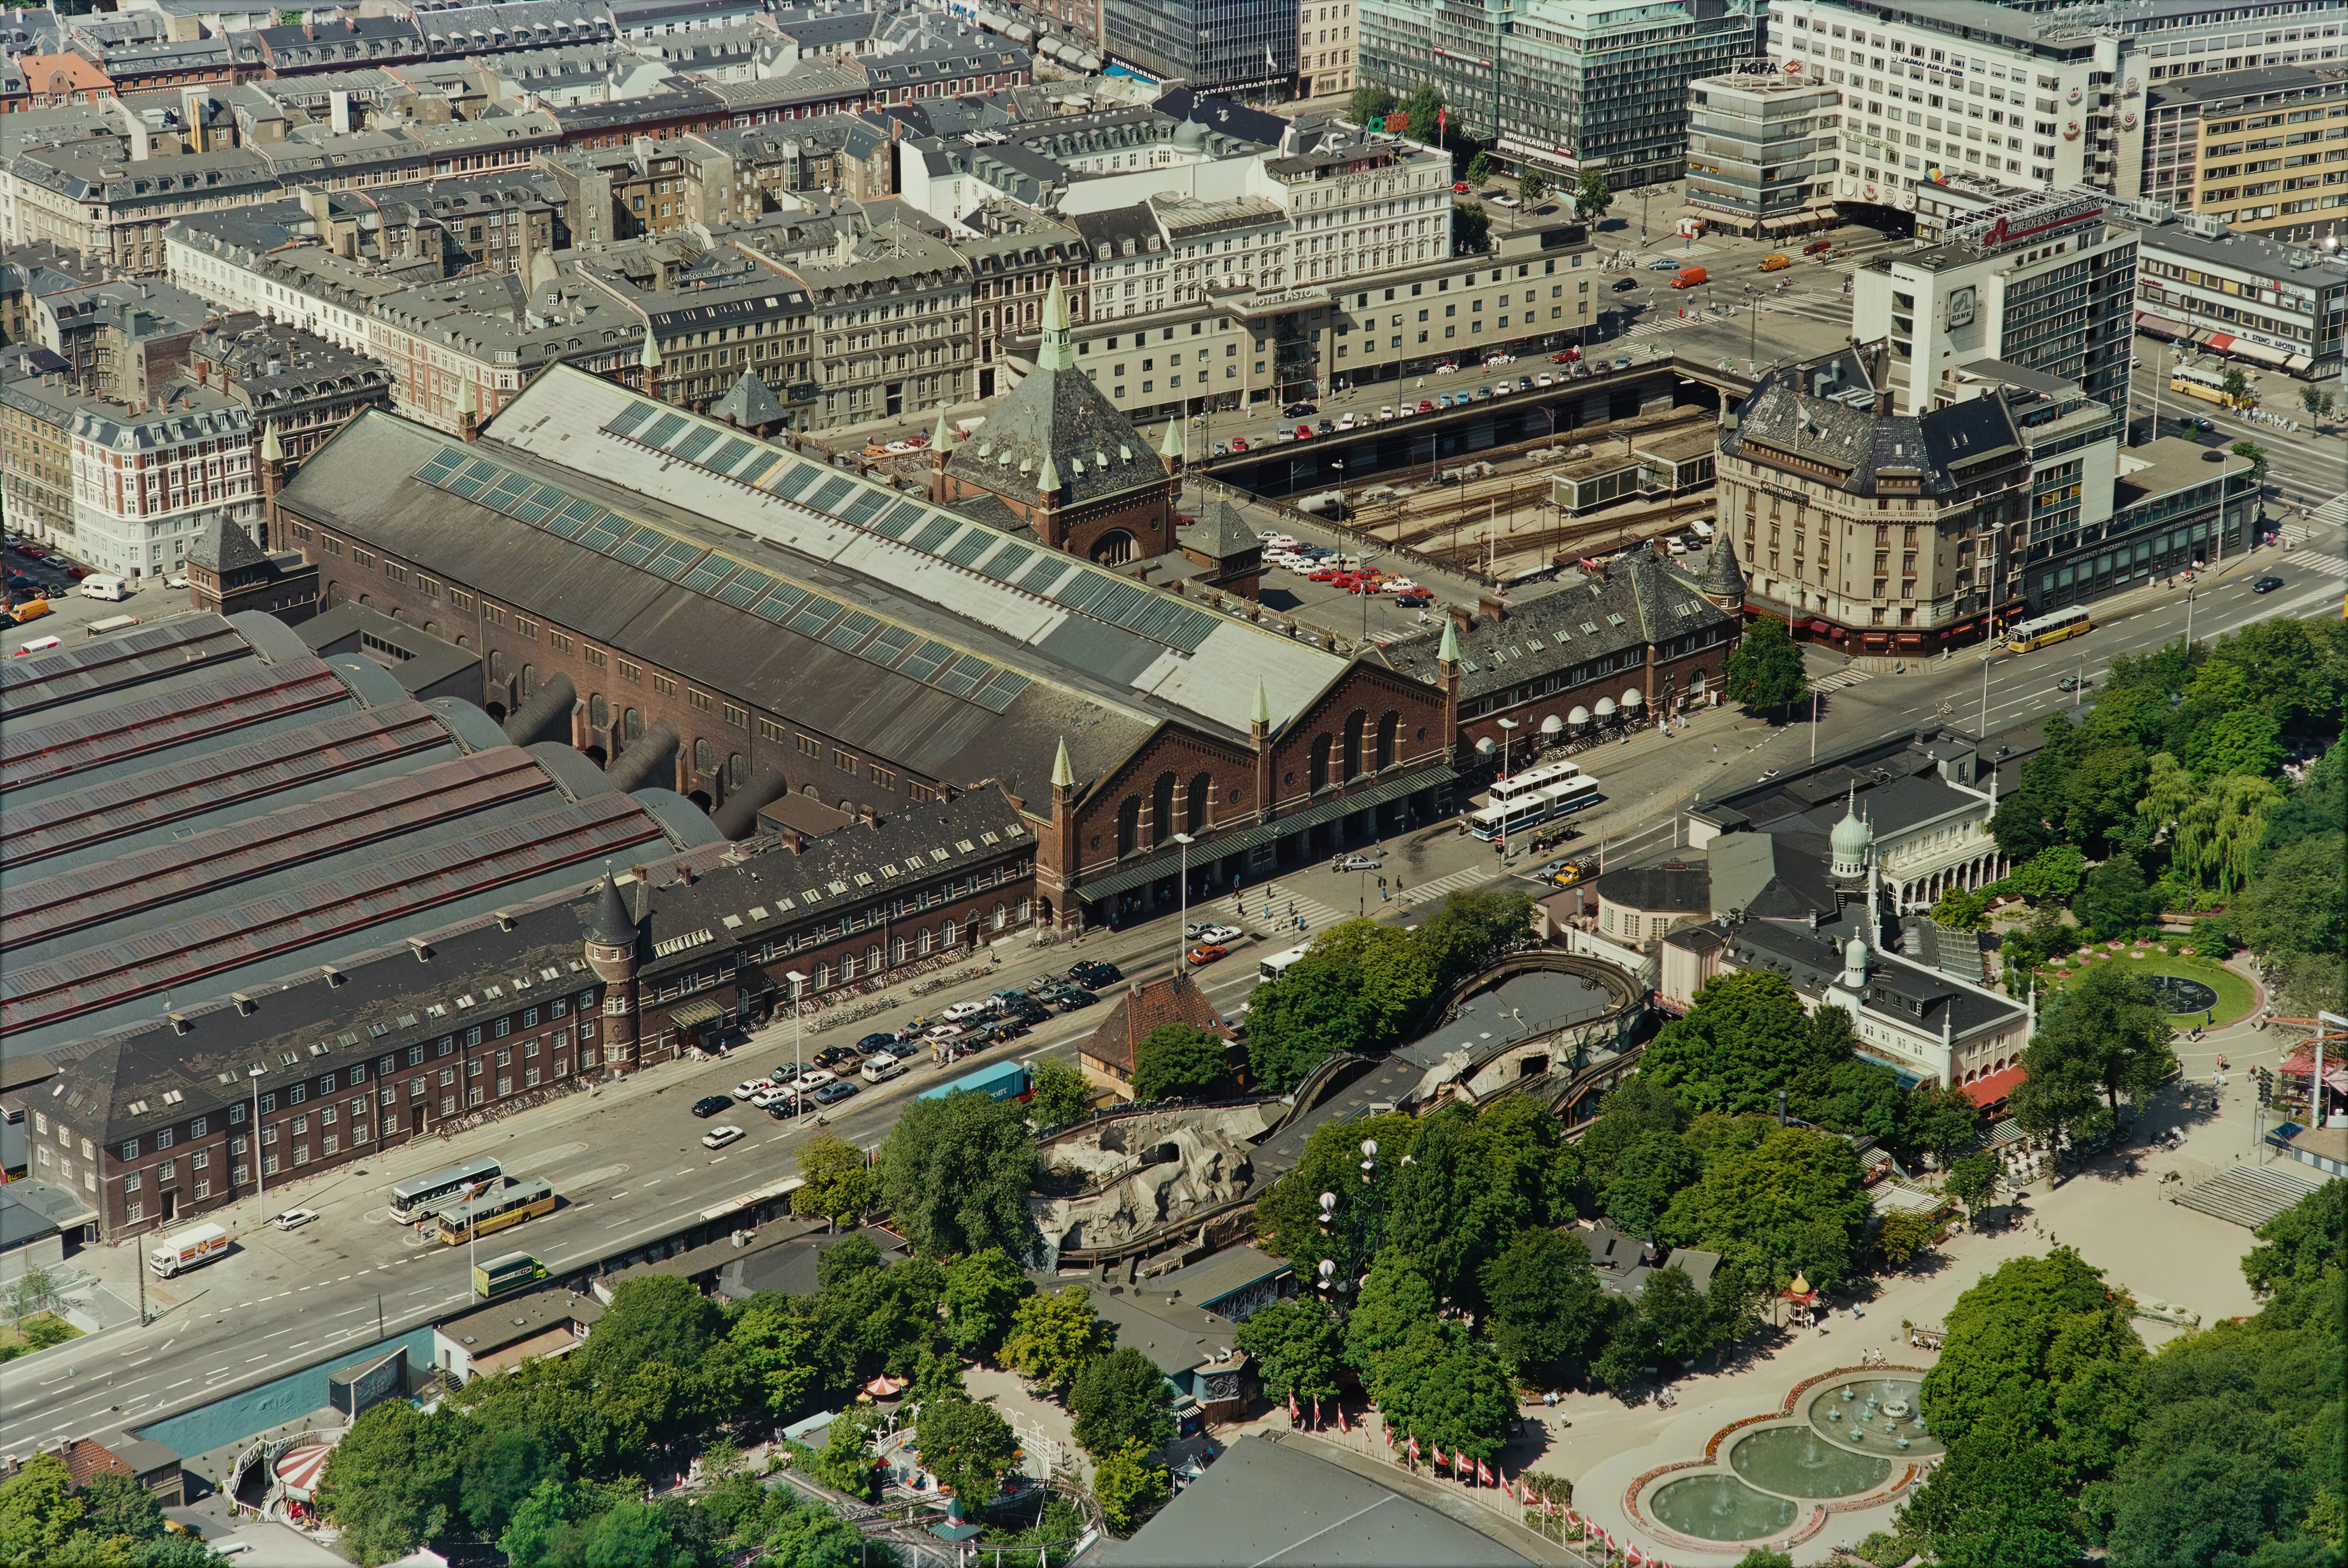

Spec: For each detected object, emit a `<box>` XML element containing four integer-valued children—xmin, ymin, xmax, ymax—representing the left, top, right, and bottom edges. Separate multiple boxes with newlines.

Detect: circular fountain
<box><xmin>1728</xmin><ymin>1425</ymin><xmax>1892</xmax><ymax>1499</ymax></box>
<box><xmin>1804</xmin><ymin>1377</ymin><xmax>1941</xmax><ymax>1457</ymax></box>
<box><xmin>1646</xmin><ymin>1472</ymin><xmax>1800</xmax><ymax>1543</ymax></box>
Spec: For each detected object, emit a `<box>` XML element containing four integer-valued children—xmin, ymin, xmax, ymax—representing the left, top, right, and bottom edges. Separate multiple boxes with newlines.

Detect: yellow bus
<box><xmin>433</xmin><ymin>1176</ymin><xmax>555</xmax><ymax>1245</ymax></box>
<box><xmin>2169</xmin><ymin>363</ymin><xmax>2234</xmax><ymax>407</ymax></box>
<box><xmin>2006</xmin><ymin>607</ymin><xmax>2092</xmax><ymax>653</ymax></box>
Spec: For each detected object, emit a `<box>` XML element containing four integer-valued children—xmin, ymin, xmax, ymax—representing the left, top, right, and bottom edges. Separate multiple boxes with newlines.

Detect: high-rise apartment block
<box><xmin>1687</xmin><ymin>66</ymin><xmax>1846</xmax><ymax>236</ymax></box>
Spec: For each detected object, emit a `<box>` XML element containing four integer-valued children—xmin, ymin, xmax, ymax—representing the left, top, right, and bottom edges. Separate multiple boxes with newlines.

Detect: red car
<box><xmin>1453</xmin><ymin>181</ymin><xmax>1469</xmax><ymax>193</ymax></box>
<box><xmin>66</xmin><ymin>564</ymin><xmax>93</xmax><ymax>580</ymax></box>
<box><xmin>1551</xmin><ymin>349</ymin><xmax>1583</xmax><ymax>363</ymax></box>
<box><xmin>1294</xmin><ymin>424</ymin><xmax>1314</xmax><ymax>441</ymax></box>
<box><xmin>16</xmin><ymin>547</ymin><xmax>46</xmax><ymax>562</ymax></box>
<box><xmin>1229</xmin><ymin>436</ymin><xmax>1249</xmax><ymax>452</ymax></box>
<box><xmin>1185</xmin><ymin>943</ymin><xmax>1229</xmax><ymax>966</ymax></box>
<box><xmin>1803</xmin><ymin>238</ymin><xmax>1835</xmax><ymax>255</ymax></box>
<box><xmin>1417</xmin><ymin>399</ymin><xmax>1435</xmax><ymax>413</ymax></box>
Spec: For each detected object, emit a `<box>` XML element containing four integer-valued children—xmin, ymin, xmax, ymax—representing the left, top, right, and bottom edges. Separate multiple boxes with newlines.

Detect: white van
<box><xmin>1687</xmin><ymin>518</ymin><xmax>1716</xmax><ymax>540</ymax></box>
<box><xmin>78</xmin><ymin>574</ymin><xmax>131</xmax><ymax>602</ymax></box>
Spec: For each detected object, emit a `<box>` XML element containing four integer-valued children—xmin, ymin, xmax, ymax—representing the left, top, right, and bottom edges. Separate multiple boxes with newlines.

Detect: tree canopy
<box><xmin>1722</xmin><ymin>615</ymin><xmax>1809</xmax><ymax>718</ymax></box>
<box><xmin>875</xmin><ymin>1089</ymin><xmax>1039</xmax><ymax>1260</ymax></box>
<box><xmin>1129</xmin><ymin>1023</ymin><xmax>1234</xmax><ymax>1104</ymax></box>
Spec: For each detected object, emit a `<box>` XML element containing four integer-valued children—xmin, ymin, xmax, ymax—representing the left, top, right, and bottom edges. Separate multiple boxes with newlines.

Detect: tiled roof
<box><xmin>1078</xmin><ymin>972</ymin><xmax>1230</xmax><ymax>1076</ymax></box>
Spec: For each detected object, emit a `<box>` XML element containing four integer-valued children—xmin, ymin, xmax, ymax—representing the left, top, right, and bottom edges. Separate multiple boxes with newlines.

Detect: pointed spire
<box><xmin>1251</xmin><ymin>676</ymin><xmax>1270</xmax><ymax>727</ymax></box>
<box><xmin>1438</xmin><ymin>617</ymin><xmax>1460</xmax><ymax>665</ymax></box>
<box><xmin>588</xmin><ymin>866</ymin><xmax>636</xmax><ymax>947</ymax></box>
<box><xmin>259</xmin><ymin>421</ymin><xmax>282</xmax><ymax>464</ymax></box>
<box><xmin>932</xmin><ymin>407</ymin><xmax>956</xmax><ymax>453</ymax></box>
<box><xmin>1158</xmin><ymin>417</ymin><xmax>1184</xmax><ymax>458</ymax></box>
<box><xmin>1051</xmin><ymin>735</ymin><xmax>1074</xmax><ymax>790</ymax></box>
<box><xmin>638</xmin><ymin>329</ymin><xmax>662</xmax><ymax>371</ymax></box>
<box><xmin>1038</xmin><ymin>450</ymin><xmax>1062</xmax><ymax>495</ymax></box>
<box><xmin>1037</xmin><ymin>277</ymin><xmax>1075</xmax><ymax>372</ymax></box>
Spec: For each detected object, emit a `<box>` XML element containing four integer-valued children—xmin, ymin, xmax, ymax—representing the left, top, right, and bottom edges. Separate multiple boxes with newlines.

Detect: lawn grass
<box><xmin>0</xmin><ymin>1311</ymin><xmax>82</xmax><ymax>1363</ymax></box>
<box><xmin>2041</xmin><ymin>945</ymin><xmax>2258</xmax><ymax>1027</ymax></box>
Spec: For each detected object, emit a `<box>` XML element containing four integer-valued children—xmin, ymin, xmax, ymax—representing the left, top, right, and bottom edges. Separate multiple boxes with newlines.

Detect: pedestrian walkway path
<box><xmin>1233</xmin><ymin>861</ymin><xmax>1498</xmax><ymax>944</ymax></box>
<box><xmin>2308</xmin><ymin>491</ymin><xmax>2348</xmax><ymax>529</ymax></box>
<box><xmin>2289</xmin><ymin>548</ymin><xmax>2347</xmax><ymax>578</ymax></box>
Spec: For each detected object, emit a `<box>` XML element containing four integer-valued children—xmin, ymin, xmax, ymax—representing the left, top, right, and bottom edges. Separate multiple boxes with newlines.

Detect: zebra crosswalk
<box><xmin>1809</xmin><ymin>666</ymin><xmax>1877</xmax><ymax>694</ymax></box>
<box><xmin>2308</xmin><ymin>492</ymin><xmax>2348</xmax><ymax>529</ymax></box>
<box><xmin>1232</xmin><ymin>863</ymin><xmax>1500</xmax><ymax>944</ymax></box>
<box><xmin>2285</xmin><ymin>548</ymin><xmax>2347</xmax><ymax>579</ymax></box>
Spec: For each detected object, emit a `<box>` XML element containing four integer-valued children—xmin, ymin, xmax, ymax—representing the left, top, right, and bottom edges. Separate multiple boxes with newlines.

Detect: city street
<box><xmin>1</xmin><ymin>481</ymin><xmax>2329</xmax><ymax>1458</ymax></box>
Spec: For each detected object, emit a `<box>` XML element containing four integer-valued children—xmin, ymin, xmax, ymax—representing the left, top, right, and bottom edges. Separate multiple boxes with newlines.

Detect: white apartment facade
<box><xmin>69</xmin><ymin>383</ymin><xmax>260</xmax><ymax>581</ymax></box>
<box><xmin>1769</xmin><ymin>0</ymin><xmax>2123</xmax><ymax>211</ymax></box>
<box><xmin>1263</xmin><ymin>134</ymin><xmax>1452</xmax><ymax>287</ymax></box>
<box><xmin>1851</xmin><ymin>187</ymin><xmax>2139</xmax><ymax>415</ymax></box>
<box><xmin>1299</xmin><ymin>0</ymin><xmax>1355</xmax><ymax>99</ymax></box>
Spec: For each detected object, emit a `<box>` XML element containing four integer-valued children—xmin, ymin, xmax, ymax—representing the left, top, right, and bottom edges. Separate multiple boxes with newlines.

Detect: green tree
<box><xmin>807</xmin><ymin>1407</ymin><xmax>882</xmax><ymax>1502</ymax></box>
<box><xmin>2007</xmin><ymin>1053</ymin><xmax>2109</xmax><ymax>1171</ymax></box>
<box><xmin>941</xmin><ymin>1246</ymin><xmax>1028</xmax><ymax>1356</ymax></box>
<box><xmin>1875</xmin><ymin>1209</ymin><xmax>1938</xmax><ymax>1268</ymax></box>
<box><xmin>316</xmin><ymin>1402</ymin><xmax>471</xmax><ymax>1566</ymax></box>
<box><xmin>1069</xmin><ymin>1346</ymin><xmax>1176</xmax><ymax>1458</ymax></box>
<box><xmin>1381</xmin><ymin>1098</ymin><xmax>1577</xmax><ymax>1304</ymax></box>
<box><xmin>2299</xmin><ymin>384</ymin><xmax>2335</xmax><ymax>423</ymax></box>
<box><xmin>1599</xmin><ymin>1131</ymin><xmax>1701</xmax><ymax>1237</ymax></box>
<box><xmin>2001</xmin><ymin>845</ymin><xmax>2087</xmax><ymax>904</ymax></box>
<box><xmin>4</xmin><ymin>1264</ymin><xmax>67</xmax><ymax>1321</ymax></box>
<box><xmin>1233</xmin><ymin>1297</ymin><xmax>1345</xmax><ymax>1407</ymax></box>
<box><xmin>1637</xmin><ymin>1259</ymin><xmax>1743</xmax><ymax>1368</ymax></box>
<box><xmin>1252</xmin><ymin>1110</ymin><xmax>1420</xmax><ymax>1281</ymax></box>
<box><xmin>1899</xmin><ymin>1440</ymin><xmax>2082</xmax><ymax>1568</ymax></box>
<box><xmin>791</xmin><ymin>1133</ymin><xmax>876</xmax><ymax>1229</ymax></box>
<box><xmin>1917</xmin><ymin>1249</ymin><xmax>2145</xmax><ymax>1466</ymax></box>
<box><xmin>1518</xmin><ymin>170</ymin><xmax>1548</xmax><ymax>206</ymax></box>
<box><xmin>460</xmin><ymin>1426</ymin><xmax>556</xmax><ymax>1539</ymax></box>
<box><xmin>1659</xmin><ymin>1125</ymin><xmax>1873</xmax><ymax>1297</ymax></box>
<box><xmin>725</xmin><ymin>1299</ymin><xmax>818</xmax><ymax>1420</ymax></box>
<box><xmin>1349</xmin><ymin>84</ymin><xmax>1398</xmax><ymax>128</ymax></box>
<box><xmin>1002</xmin><ymin>1285</ymin><xmax>1114</xmax><ymax>1396</ymax></box>
<box><xmin>795</xmin><ymin>1243</ymin><xmax>946</xmax><ymax>1387</ymax></box>
<box><xmin>1465</xmin><ymin>150</ymin><xmax>1493</xmax><ymax>185</ymax></box>
<box><xmin>1930</xmin><ymin>885</ymin><xmax>1992</xmax><ymax>930</ymax></box>
<box><xmin>1900</xmin><ymin>1081</ymin><xmax>1981</xmax><ymax>1169</ymax></box>
<box><xmin>1413</xmin><ymin>887</ymin><xmax>1534</xmax><ymax>987</ymax></box>
<box><xmin>1243</xmin><ymin>921</ymin><xmax>1436</xmax><ymax>1091</ymax></box>
<box><xmin>2221</xmin><ymin>368</ymin><xmax>2252</xmax><ymax>408</ymax></box>
<box><xmin>2234</xmin><ymin>832</ymin><xmax>2348</xmax><ymax>966</ymax></box>
<box><xmin>2026</xmin><ymin>962</ymin><xmax>2176</xmax><ymax>1122</ymax></box>
<box><xmin>2075</xmin><ymin>851</ymin><xmax>2160</xmax><ymax>938</ymax></box>
<box><xmin>2239</xmin><ymin>1179</ymin><xmax>2346</xmax><ymax>1302</ymax></box>
<box><xmin>2228</xmin><ymin>437</ymin><xmax>2268</xmax><ymax>484</ymax></box>
<box><xmin>0</xmin><ymin>1454</ymin><xmax>86</xmax><ymax>1564</ymax></box>
<box><xmin>1452</xmin><ymin>202</ymin><xmax>1490</xmax><ymax>253</ymax></box>
<box><xmin>76</xmin><ymin>1471</ymin><xmax>166</xmax><ymax>1547</ymax></box>
<box><xmin>1402</xmin><ymin>83</ymin><xmax>1445</xmax><ymax>143</ymax></box>
<box><xmin>1576</xmin><ymin>1072</ymin><xmax>1688</xmax><ymax>1194</ymax></box>
<box><xmin>1027</xmin><ymin>1057</ymin><xmax>1095</xmax><ymax>1128</ymax></box>
<box><xmin>586</xmin><ymin>1273</ymin><xmax>726</xmax><ymax>1381</ymax></box>
<box><xmin>1129</xmin><ymin>1023</ymin><xmax>1233</xmax><ymax>1103</ymax></box>
<box><xmin>913</xmin><ymin>1394</ymin><xmax>1018</xmax><ymax>1504</ymax></box>
<box><xmin>1722</xmin><ymin>614</ymin><xmax>1809</xmax><ymax>720</ymax></box>
<box><xmin>1373</xmin><ymin>1321</ymin><xmax>1516</xmax><ymax>1464</ymax></box>
<box><xmin>499</xmin><ymin>1477</ymin><xmax>606</xmax><ymax>1568</ymax></box>
<box><xmin>1945</xmin><ymin>1152</ymin><xmax>2001</xmax><ymax>1219</ymax></box>
<box><xmin>1479</xmin><ymin>1228</ymin><xmax>1612</xmax><ymax>1385</ymax></box>
<box><xmin>1092</xmin><ymin>1441</ymin><xmax>1170</xmax><ymax>1536</ymax></box>
<box><xmin>1574</xmin><ymin>166</ymin><xmax>1614</xmax><ymax>220</ymax></box>
<box><xmin>876</xmin><ymin>1089</ymin><xmax>1039</xmax><ymax>1260</ymax></box>
<box><xmin>2188</xmin><ymin>915</ymin><xmax>2240</xmax><ymax>960</ymax></box>
<box><xmin>2182</xmin><ymin>713</ymin><xmax>2288</xmax><ymax>783</ymax></box>
<box><xmin>570</xmin><ymin>1499</ymin><xmax>711</xmax><ymax>1567</ymax></box>
<box><xmin>1345</xmin><ymin>1259</ymin><xmax>1439</xmax><ymax>1394</ymax></box>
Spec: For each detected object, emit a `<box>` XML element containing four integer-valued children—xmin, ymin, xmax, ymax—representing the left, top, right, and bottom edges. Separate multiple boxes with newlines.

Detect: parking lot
<box><xmin>4</xmin><ymin>533</ymin><xmax>182</xmax><ymax>652</ymax></box>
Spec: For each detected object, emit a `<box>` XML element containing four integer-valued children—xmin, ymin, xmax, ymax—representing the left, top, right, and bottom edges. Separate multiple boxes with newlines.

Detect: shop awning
<box><xmin>1959</xmin><ymin>1065</ymin><xmax>2026</xmax><ymax>1107</ymax></box>
<box><xmin>668</xmin><ymin>999</ymin><xmax>725</xmax><ymax>1029</ymax></box>
<box><xmin>1809</xmin><ymin>619</ymin><xmax>1833</xmax><ymax>635</ymax></box>
<box><xmin>2285</xmin><ymin>354</ymin><xmax>2312</xmax><ymax>373</ymax></box>
<box><xmin>2134</xmin><ymin>312</ymin><xmax>2190</xmax><ymax>341</ymax></box>
<box><xmin>1072</xmin><ymin>766</ymin><xmax>1453</xmax><ymax>903</ymax></box>
<box><xmin>2206</xmin><ymin>332</ymin><xmax>2234</xmax><ymax>351</ymax></box>
<box><xmin>2221</xmin><ymin>337</ymin><xmax>2293</xmax><ymax>368</ymax></box>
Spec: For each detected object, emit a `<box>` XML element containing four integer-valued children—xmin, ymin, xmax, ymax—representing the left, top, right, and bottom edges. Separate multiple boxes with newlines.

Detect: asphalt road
<box><xmin>2</xmin><ymin>510</ymin><xmax>2329</xmax><ymax>1452</ymax></box>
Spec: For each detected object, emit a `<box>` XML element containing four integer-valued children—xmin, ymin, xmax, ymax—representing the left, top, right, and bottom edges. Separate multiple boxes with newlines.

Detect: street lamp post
<box><xmin>1496</xmin><ymin>716</ymin><xmax>1518</xmax><ymax>859</ymax></box>
<box><xmin>786</xmin><ymin>969</ymin><xmax>808</xmax><ymax>1099</ymax></box>
<box><xmin>1977</xmin><ymin>652</ymin><xmax>1994</xmax><ymax>736</ymax></box>
<box><xmin>1173</xmin><ymin>832</ymin><xmax>1195</xmax><ymax>975</ymax></box>
<box><xmin>1355</xmin><ymin>549</ymin><xmax>1379</xmax><ymax>645</ymax></box>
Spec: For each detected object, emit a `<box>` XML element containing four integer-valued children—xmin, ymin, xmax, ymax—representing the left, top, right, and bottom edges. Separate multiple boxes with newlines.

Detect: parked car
<box><xmin>813</xmin><ymin>1045</ymin><xmax>860</xmax><ymax>1070</ymax></box>
<box><xmin>1069</xmin><ymin>958</ymin><xmax>1122</xmax><ymax>987</ymax></box>
<box><xmin>861</xmin><ymin>1056</ymin><xmax>907</xmax><ymax>1084</ymax></box>
<box><xmin>1198</xmin><ymin>923</ymin><xmax>1243</xmax><ymax>945</ymax></box>
<box><xmin>788</xmin><ymin>1069</ymin><xmax>837</xmax><ymax>1093</ymax></box>
<box><xmin>1317</xmin><ymin>419</ymin><xmax>1336</xmax><ymax>434</ymax></box>
<box><xmin>1186</xmin><ymin>943</ymin><xmax>1229</xmax><ymax>966</ymax></box>
<box><xmin>813</xmin><ymin>1080</ymin><xmax>860</xmax><ymax>1107</ymax></box>
<box><xmin>691</xmin><ymin>1094</ymin><xmax>732</xmax><ymax>1118</ymax></box>
<box><xmin>1453</xmin><ymin>180</ymin><xmax>1469</xmax><ymax>193</ymax></box>
<box><xmin>942</xmin><ymin>999</ymin><xmax>991</xmax><ymax>1021</ymax></box>
<box><xmin>1283</xmin><ymin>401</ymin><xmax>1317</xmax><ymax>417</ymax></box>
<box><xmin>271</xmin><ymin>1208</ymin><xmax>320</xmax><ymax>1231</ymax></box>
<box><xmin>1295</xmin><ymin>424</ymin><xmax>1315</xmax><ymax>441</ymax></box>
<box><xmin>1396</xmin><ymin>591</ymin><xmax>1433</xmax><ymax>607</ymax></box>
<box><xmin>1229</xmin><ymin>436</ymin><xmax>1249</xmax><ymax>452</ymax></box>
<box><xmin>701</xmin><ymin>1125</ymin><xmax>745</xmax><ymax>1149</ymax></box>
